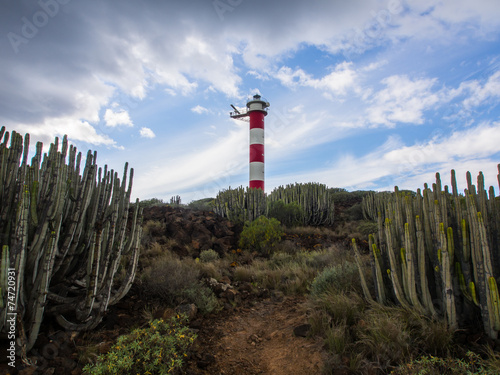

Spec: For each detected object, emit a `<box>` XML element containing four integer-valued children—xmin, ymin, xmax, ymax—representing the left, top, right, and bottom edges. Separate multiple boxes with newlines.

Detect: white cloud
<box><xmin>191</xmin><ymin>105</ymin><xmax>209</xmax><ymax>114</ymax></box>
<box><xmin>384</xmin><ymin>121</ymin><xmax>500</xmax><ymax>165</ymax></box>
<box><xmin>104</xmin><ymin>109</ymin><xmax>134</xmax><ymax>127</ymax></box>
<box><xmin>12</xmin><ymin>117</ymin><xmax>116</xmax><ymax>148</ymax></box>
<box><xmin>462</xmin><ymin>71</ymin><xmax>500</xmax><ymax>109</ymax></box>
<box><xmin>366</xmin><ymin>75</ymin><xmax>439</xmax><ymax>126</ymax></box>
<box><xmin>276</xmin><ymin>62</ymin><xmax>358</xmax><ymax>97</ymax></box>
<box><xmin>139</xmin><ymin>127</ymin><xmax>155</xmax><ymax>138</ymax></box>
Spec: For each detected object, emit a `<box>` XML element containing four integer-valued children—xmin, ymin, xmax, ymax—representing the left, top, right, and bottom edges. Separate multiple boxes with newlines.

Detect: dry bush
<box><xmin>139</xmin><ymin>251</ymin><xmax>199</xmax><ymax>305</ymax></box>
<box><xmin>199</xmin><ymin>249</ymin><xmax>220</xmax><ymax>263</ymax></box>
<box><xmin>317</xmin><ymin>291</ymin><xmax>364</xmax><ymax>326</ymax></box>
<box><xmin>197</xmin><ymin>261</ymin><xmax>223</xmax><ymax>280</ymax></box>
<box><xmin>310</xmin><ymin>261</ymin><xmax>361</xmax><ymax>296</ymax></box>
<box><xmin>139</xmin><ymin>242</ymin><xmax>168</xmax><ymax>270</ymax></box>
<box><xmin>354</xmin><ymin>304</ymin><xmax>412</xmax><ymax>370</ymax></box>
<box><xmin>141</xmin><ymin>220</ymin><xmax>166</xmax><ymax>247</ymax></box>
<box><xmin>324</xmin><ymin>323</ymin><xmax>351</xmax><ymax>355</ymax></box>
<box><xmin>273</xmin><ymin>239</ymin><xmax>301</xmax><ymax>254</ymax></box>
<box><xmin>333</xmin><ymin>220</ymin><xmax>365</xmax><ymax>240</ymax></box>
<box><xmin>233</xmin><ymin>266</ymin><xmax>255</xmax><ymax>282</ymax></box>
<box><xmin>286</xmin><ymin>226</ymin><xmax>322</xmax><ymax>236</ymax></box>
<box><xmin>304</xmin><ymin>245</ymin><xmax>349</xmax><ymax>270</ymax></box>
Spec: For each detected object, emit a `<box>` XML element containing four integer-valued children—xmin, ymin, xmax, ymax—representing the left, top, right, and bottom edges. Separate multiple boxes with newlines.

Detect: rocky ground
<box><xmin>1</xmin><ymin>284</ymin><xmax>326</xmax><ymax>375</ymax></box>
<box><xmin>185</xmin><ymin>295</ymin><xmax>324</xmax><ymax>375</ymax></box>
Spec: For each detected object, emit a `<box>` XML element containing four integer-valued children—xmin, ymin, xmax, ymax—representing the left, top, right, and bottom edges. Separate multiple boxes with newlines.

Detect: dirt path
<box><xmin>187</xmin><ymin>296</ymin><xmax>325</xmax><ymax>375</ymax></box>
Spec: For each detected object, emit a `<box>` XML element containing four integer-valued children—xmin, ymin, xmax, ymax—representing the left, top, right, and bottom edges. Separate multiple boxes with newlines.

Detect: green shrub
<box><xmin>345</xmin><ymin>203</ymin><xmax>364</xmax><ymax>221</ymax></box>
<box><xmin>309</xmin><ymin>261</ymin><xmax>360</xmax><ymax>296</ymax></box>
<box><xmin>188</xmin><ymin>198</ymin><xmax>214</xmax><ymax>211</ymax></box>
<box><xmin>267</xmin><ymin>200</ymin><xmax>304</xmax><ymax>227</ymax></box>
<box><xmin>357</xmin><ymin>220</ymin><xmax>378</xmax><ymax>236</ymax></box>
<box><xmin>83</xmin><ymin>315</ymin><xmax>196</xmax><ymax>375</ymax></box>
<box><xmin>238</xmin><ymin>216</ymin><xmax>284</xmax><ymax>256</ymax></box>
<box><xmin>182</xmin><ymin>283</ymin><xmax>221</xmax><ymax>314</ymax></box>
<box><xmin>136</xmin><ymin>197</ymin><xmax>165</xmax><ymax>208</ymax></box>
<box><xmin>199</xmin><ymin>249</ymin><xmax>220</xmax><ymax>263</ymax></box>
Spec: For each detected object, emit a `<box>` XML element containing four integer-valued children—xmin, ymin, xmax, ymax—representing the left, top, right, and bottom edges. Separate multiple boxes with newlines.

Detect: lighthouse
<box><xmin>230</xmin><ymin>94</ymin><xmax>270</xmax><ymax>191</ymax></box>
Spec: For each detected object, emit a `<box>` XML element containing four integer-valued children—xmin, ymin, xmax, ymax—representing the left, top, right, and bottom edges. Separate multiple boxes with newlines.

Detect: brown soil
<box><xmin>186</xmin><ymin>296</ymin><xmax>325</xmax><ymax>375</ymax></box>
<box><xmin>0</xmin><ymin>290</ymin><xmax>326</xmax><ymax>375</ymax></box>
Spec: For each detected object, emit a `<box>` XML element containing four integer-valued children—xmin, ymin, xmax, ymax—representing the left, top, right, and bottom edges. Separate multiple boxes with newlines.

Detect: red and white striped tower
<box><xmin>230</xmin><ymin>94</ymin><xmax>270</xmax><ymax>191</ymax></box>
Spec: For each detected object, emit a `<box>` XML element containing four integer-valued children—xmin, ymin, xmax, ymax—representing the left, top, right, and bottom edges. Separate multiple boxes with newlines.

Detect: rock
<box><xmin>175</xmin><ymin>303</ymin><xmax>198</xmax><ymax>320</ymax></box>
<box><xmin>197</xmin><ymin>353</ymin><xmax>215</xmax><ymax>369</ymax></box>
<box><xmin>259</xmin><ymin>288</ymin><xmax>270</xmax><ymax>298</ymax></box>
<box><xmin>222</xmin><ymin>289</ymin><xmax>238</xmax><ymax>302</ymax></box>
<box><xmin>189</xmin><ymin>318</ymin><xmax>203</xmax><ymax>329</ymax></box>
<box><xmin>239</xmin><ymin>282</ymin><xmax>255</xmax><ymax>293</ymax></box>
<box><xmin>206</xmin><ymin>278</ymin><xmax>230</xmax><ymax>295</ymax></box>
<box><xmin>53</xmin><ymin>357</ymin><xmax>76</xmax><ymax>372</ymax></box>
<box><xmin>293</xmin><ymin>324</ymin><xmax>311</xmax><ymax>338</ymax></box>
<box><xmin>19</xmin><ymin>366</ymin><xmax>37</xmax><ymax>375</ymax></box>
<box><xmin>271</xmin><ymin>290</ymin><xmax>284</xmax><ymax>302</ymax></box>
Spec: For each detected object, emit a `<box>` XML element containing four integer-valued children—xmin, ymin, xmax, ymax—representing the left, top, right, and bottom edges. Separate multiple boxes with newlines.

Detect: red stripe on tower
<box><xmin>230</xmin><ymin>94</ymin><xmax>270</xmax><ymax>191</ymax></box>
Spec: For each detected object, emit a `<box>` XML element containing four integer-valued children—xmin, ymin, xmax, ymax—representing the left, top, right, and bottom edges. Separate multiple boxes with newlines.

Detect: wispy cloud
<box><xmin>191</xmin><ymin>105</ymin><xmax>209</xmax><ymax>114</ymax></box>
<box><xmin>139</xmin><ymin>127</ymin><xmax>155</xmax><ymax>138</ymax></box>
<box><xmin>269</xmin><ymin>121</ymin><xmax>500</xmax><ymax>193</ymax></box>
<box><xmin>366</xmin><ymin>75</ymin><xmax>439</xmax><ymax>126</ymax></box>
<box><xmin>276</xmin><ymin>62</ymin><xmax>358</xmax><ymax>97</ymax></box>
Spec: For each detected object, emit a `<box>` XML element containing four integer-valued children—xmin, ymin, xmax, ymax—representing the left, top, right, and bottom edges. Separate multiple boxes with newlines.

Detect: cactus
<box><xmin>369</xmin><ymin>234</ymin><xmax>386</xmax><ymax>304</ymax></box>
<box><xmin>214</xmin><ymin>182</ymin><xmax>334</xmax><ymax>226</ymax></box>
<box><xmin>351</xmin><ymin>238</ymin><xmax>373</xmax><ymax>302</ymax></box>
<box><xmin>0</xmin><ymin>128</ymin><xmax>143</xmax><ymax>354</ymax></box>
<box><xmin>359</xmin><ymin>165</ymin><xmax>500</xmax><ymax>339</ymax></box>
<box><xmin>268</xmin><ymin>182</ymin><xmax>334</xmax><ymax>226</ymax></box>
<box><xmin>214</xmin><ymin>186</ymin><xmax>266</xmax><ymax>223</ymax></box>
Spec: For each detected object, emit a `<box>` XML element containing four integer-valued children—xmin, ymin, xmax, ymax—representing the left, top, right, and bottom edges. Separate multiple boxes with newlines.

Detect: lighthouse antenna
<box><xmin>230</xmin><ymin>104</ymin><xmax>240</xmax><ymax>114</ymax></box>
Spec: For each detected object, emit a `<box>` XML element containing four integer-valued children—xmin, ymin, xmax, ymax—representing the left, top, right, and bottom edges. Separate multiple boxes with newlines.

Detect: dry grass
<box><xmin>139</xmin><ymin>251</ymin><xmax>199</xmax><ymax>304</ymax></box>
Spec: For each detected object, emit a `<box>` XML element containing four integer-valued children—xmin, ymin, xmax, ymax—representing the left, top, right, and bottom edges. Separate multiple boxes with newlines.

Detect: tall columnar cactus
<box><xmin>213</xmin><ymin>186</ymin><xmax>266</xmax><ymax>223</ymax></box>
<box><xmin>359</xmin><ymin>165</ymin><xmax>500</xmax><ymax>339</ymax></box>
<box><xmin>214</xmin><ymin>182</ymin><xmax>334</xmax><ymax>226</ymax></box>
<box><xmin>0</xmin><ymin>128</ymin><xmax>143</xmax><ymax>354</ymax></box>
<box><xmin>267</xmin><ymin>182</ymin><xmax>334</xmax><ymax>226</ymax></box>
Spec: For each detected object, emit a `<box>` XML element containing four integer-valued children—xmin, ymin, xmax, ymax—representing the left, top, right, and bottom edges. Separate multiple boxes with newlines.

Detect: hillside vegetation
<box><xmin>1</xmin><ymin>129</ymin><xmax>500</xmax><ymax>374</ymax></box>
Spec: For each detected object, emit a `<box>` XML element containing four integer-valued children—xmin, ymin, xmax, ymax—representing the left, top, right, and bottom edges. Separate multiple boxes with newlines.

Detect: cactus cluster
<box><xmin>213</xmin><ymin>182</ymin><xmax>334</xmax><ymax>225</ymax></box>
<box><xmin>358</xmin><ymin>166</ymin><xmax>500</xmax><ymax>339</ymax></box>
<box><xmin>268</xmin><ymin>183</ymin><xmax>335</xmax><ymax>226</ymax></box>
<box><xmin>0</xmin><ymin>128</ymin><xmax>143</xmax><ymax>354</ymax></box>
<box><xmin>213</xmin><ymin>186</ymin><xmax>267</xmax><ymax>223</ymax></box>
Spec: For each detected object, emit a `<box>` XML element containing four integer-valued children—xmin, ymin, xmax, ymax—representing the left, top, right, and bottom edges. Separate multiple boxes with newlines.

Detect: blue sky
<box><xmin>1</xmin><ymin>0</ymin><xmax>500</xmax><ymax>202</ymax></box>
